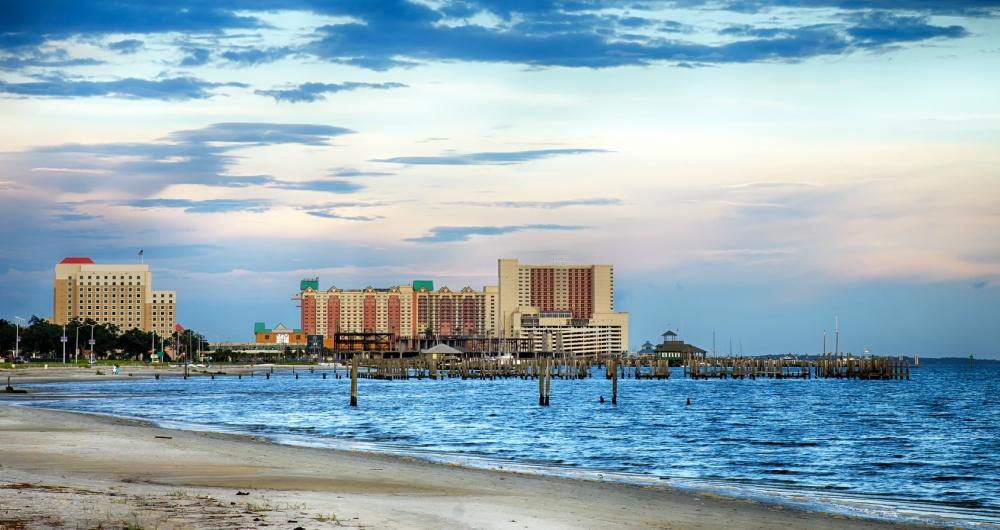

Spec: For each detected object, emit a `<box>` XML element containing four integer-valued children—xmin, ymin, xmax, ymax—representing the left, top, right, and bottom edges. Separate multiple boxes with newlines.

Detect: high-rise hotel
<box><xmin>53</xmin><ymin>257</ymin><xmax>177</xmax><ymax>337</ymax></box>
<box><xmin>498</xmin><ymin>259</ymin><xmax>628</xmax><ymax>356</ymax></box>
<box><xmin>297</xmin><ymin>258</ymin><xmax>628</xmax><ymax>355</ymax></box>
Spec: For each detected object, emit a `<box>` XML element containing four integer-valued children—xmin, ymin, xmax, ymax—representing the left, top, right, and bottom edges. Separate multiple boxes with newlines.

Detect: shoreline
<box><xmin>0</xmin><ymin>379</ymin><xmax>930</xmax><ymax>530</ymax></box>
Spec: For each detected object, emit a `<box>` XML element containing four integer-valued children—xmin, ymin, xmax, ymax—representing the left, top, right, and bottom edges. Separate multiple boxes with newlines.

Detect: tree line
<box><xmin>1</xmin><ymin>316</ymin><xmax>206</xmax><ymax>361</ymax></box>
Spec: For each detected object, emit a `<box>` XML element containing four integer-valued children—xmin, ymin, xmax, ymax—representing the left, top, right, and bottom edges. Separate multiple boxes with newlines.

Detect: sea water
<box><xmin>21</xmin><ymin>358</ymin><xmax>1000</xmax><ymax>528</ymax></box>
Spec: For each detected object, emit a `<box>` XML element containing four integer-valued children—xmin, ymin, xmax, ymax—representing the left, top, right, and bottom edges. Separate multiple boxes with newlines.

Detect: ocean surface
<box><xmin>21</xmin><ymin>358</ymin><xmax>1000</xmax><ymax>528</ymax></box>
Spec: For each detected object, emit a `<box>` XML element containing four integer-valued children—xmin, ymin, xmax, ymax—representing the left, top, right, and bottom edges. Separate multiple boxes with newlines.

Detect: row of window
<box><xmin>73</xmin><ymin>287</ymin><xmax>143</xmax><ymax>293</ymax></box>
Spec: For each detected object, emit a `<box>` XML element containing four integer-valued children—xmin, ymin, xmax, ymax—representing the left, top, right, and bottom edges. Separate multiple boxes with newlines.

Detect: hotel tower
<box><xmin>53</xmin><ymin>257</ymin><xmax>176</xmax><ymax>337</ymax></box>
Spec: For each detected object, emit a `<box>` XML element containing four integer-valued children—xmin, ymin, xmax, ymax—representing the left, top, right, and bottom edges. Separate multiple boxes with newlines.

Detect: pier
<box><xmin>683</xmin><ymin>354</ymin><xmax>911</xmax><ymax>380</ymax></box>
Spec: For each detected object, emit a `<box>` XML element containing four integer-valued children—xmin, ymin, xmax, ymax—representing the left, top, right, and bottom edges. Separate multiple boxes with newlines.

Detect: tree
<box><xmin>20</xmin><ymin>316</ymin><xmax>62</xmax><ymax>356</ymax></box>
<box><xmin>0</xmin><ymin>319</ymin><xmax>16</xmax><ymax>358</ymax></box>
<box><xmin>116</xmin><ymin>328</ymin><xmax>156</xmax><ymax>359</ymax></box>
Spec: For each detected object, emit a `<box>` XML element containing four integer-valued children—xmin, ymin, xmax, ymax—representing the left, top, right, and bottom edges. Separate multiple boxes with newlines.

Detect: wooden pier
<box><xmin>683</xmin><ymin>354</ymin><xmax>910</xmax><ymax>380</ymax></box>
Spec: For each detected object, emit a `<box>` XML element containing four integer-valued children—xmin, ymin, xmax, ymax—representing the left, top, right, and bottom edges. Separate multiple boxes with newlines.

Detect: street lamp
<box><xmin>61</xmin><ymin>324</ymin><xmax>68</xmax><ymax>364</ymax></box>
<box><xmin>88</xmin><ymin>324</ymin><xmax>96</xmax><ymax>363</ymax></box>
<box><xmin>14</xmin><ymin>316</ymin><xmax>26</xmax><ymax>361</ymax></box>
<box><xmin>75</xmin><ymin>324</ymin><xmax>80</xmax><ymax>365</ymax></box>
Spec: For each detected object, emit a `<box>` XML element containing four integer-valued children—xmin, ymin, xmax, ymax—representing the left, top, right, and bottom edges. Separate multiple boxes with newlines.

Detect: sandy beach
<box><xmin>1</xmin><ymin>371</ymin><xmax>919</xmax><ymax>530</ymax></box>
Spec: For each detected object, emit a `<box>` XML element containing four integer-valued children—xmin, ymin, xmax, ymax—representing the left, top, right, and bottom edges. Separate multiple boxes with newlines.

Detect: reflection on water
<box><xmin>24</xmin><ymin>358</ymin><xmax>1000</xmax><ymax>528</ymax></box>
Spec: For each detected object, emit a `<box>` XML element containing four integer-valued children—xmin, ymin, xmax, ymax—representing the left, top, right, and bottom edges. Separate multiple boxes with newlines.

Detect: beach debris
<box><xmin>154</xmin><ymin>435</ymin><xmax>172</xmax><ymax>439</ymax></box>
<box><xmin>236</xmin><ymin>491</ymin><xmax>250</xmax><ymax>495</ymax></box>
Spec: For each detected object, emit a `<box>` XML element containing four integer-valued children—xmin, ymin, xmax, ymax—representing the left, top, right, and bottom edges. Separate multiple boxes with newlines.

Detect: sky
<box><xmin>1</xmin><ymin>1</ymin><xmax>998</xmax><ymax>357</ymax></box>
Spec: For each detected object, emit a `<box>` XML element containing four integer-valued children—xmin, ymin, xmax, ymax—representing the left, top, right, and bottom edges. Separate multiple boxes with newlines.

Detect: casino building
<box><xmin>295</xmin><ymin>259</ymin><xmax>629</xmax><ymax>355</ymax></box>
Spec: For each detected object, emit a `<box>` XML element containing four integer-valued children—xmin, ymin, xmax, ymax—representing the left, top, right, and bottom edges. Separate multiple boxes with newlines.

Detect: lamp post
<box><xmin>61</xmin><ymin>325</ymin><xmax>67</xmax><ymax>364</ymax></box>
<box><xmin>75</xmin><ymin>325</ymin><xmax>80</xmax><ymax>365</ymax></box>
<box><xmin>88</xmin><ymin>324</ymin><xmax>96</xmax><ymax>363</ymax></box>
<box><xmin>14</xmin><ymin>316</ymin><xmax>26</xmax><ymax>361</ymax></box>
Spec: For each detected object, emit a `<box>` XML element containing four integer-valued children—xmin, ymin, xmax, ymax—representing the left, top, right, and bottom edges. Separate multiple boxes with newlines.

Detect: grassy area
<box><xmin>1</xmin><ymin>360</ymin><xmax>173</xmax><ymax>369</ymax></box>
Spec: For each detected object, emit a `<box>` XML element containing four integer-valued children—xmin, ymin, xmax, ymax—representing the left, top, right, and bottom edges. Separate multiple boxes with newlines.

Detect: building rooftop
<box><xmin>60</xmin><ymin>257</ymin><xmax>95</xmax><ymax>264</ymax></box>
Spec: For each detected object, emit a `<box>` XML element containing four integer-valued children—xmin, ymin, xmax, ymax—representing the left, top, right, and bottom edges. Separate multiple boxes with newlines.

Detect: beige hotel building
<box><xmin>53</xmin><ymin>257</ymin><xmax>177</xmax><ymax>337</ymax></box>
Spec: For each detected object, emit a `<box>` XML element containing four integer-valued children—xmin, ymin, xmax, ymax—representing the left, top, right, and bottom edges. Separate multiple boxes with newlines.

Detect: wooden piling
<box><xmin>350</xmin><ymin>356</ymin><xmax>358</xmax><ymax>407</ymax></box>
<box><xmin>611</xmin><ymin>358</ymin><xmax>618</xmax><ymax>405</ymax></box>
<box><xmin>538</xmin><ymin>358</ymin><xmax>546</xmax><ymax>406</ymax></box>
<box><xmin>544</xmin><ymin>360</ymin><xmax>551</xmax><ymax>406</ymax></box>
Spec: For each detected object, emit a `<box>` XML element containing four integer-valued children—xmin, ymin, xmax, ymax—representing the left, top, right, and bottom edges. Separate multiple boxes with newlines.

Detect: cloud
<box><xmin>166</xmin><ymin>122</ymin><xmax>353</xmax><ymax>145</ymax></box>
<box><xmin>126</xmin><ymin>198</ymin><xmax>271</xmax><ymax>213</ymax></box>
<box><xmin>179</xmin><ymin>47</ymin><xmax>211</xmax><ymax>66</ymax></box>
<box><xmin>374</xmin><ymin>148</ymin><xmax>609</xmax><ymax>165</ymax></box>
<box><xmin>0</xmin><ymin>46</ymin><xmax>103</xmax><ymax>70</ymax></box>
<box><xmin>306</xmin><ymin>3</ymin><xmax>975</xmax><ymax>70</ymax></box>
<box><xmin>450</xmin><ymin>198</ymin><xmax>623</xmax><ymax>209</ymax></box>
<box><xmin>52</xmin><ymin>212</ymin><xmax>100</xmax><ymax>222</ymax></box>
<box><xmin>329</xmin><ymin>167</ymin><xmax>395</xmax><ymax>178</ymax></box>
<box><xmin>705</xmin><ymin>1</ymin><xmax>999</xmax><ymax>16</ymax></box>
<box><xmin>0</xmin><ymin>75</ymin><xmax>246</xmax><ymax>100</ymax></box>
<box><xmin>220</xmin><ymin>46</ymin><xmax>295</xmax><ymax>66</ymax></box>
<box><xmin>2</xmin><ymin>122</ymin><xmax>357</xmax><ymax>194</ymax></box>
<box><xmin>0</xmin><ymin>1</ymin><xmax>988</xmax><ymax>75</ymax></box>
<box><xmin>724</xmin><ymin>181</ymin><xmax>822</xmax><ymax>190</ymax></box>
<box><xmin>0</xmin><ymin>2</ymin><xmax>264</xmax><ymax>38</ymax></box>
<box><xmin>270</xmin><ymin>180</ymin><xmax>363</xmax><ymax>193</ymax></box>
<box><xmin>845</xmin><ymin>12</ymin><xmax>967</xmax><ymax>46</ymax></box>
<box><xmin>107</xmin><ymin>38</ymin><xmax>143</xmax><ymax>54</ymax></box>
<box><xmin>406</xmin><ymin>224</ymin><xmax>586</xmax><ymax>243</ymax></box>
<box><xmin>306</xmin><ymin>210</ymin><xmax>383</xmax><ymax>221</ymax></box>
<box><xmin>256</xmin><ymin>81</ymin><xmax>408</xmax><ymax>103</ymax></box>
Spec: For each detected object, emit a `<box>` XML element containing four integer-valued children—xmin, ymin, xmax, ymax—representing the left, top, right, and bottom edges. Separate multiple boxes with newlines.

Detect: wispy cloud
<box><xmin>256</xmin><ymin>81</ymin><xmax>408</xmax><ymax>103</ymax></box>
<box><xmin>166</xmin><ymin>122</ymin><xmax>352</xmax><ymax>145</ymax></box>
<box><xmin>220</xmin><ymin>46</ymin><xmax>295</xmax><ymax>66</ymax></box>
<box><xmin>329</xmin><ymin>167</ymin><xmax>395</xmax><ymax>178</ymax></box>
<box><xmin>449</xmin><ymin>198</ymin><xmax>623</xmax><ymax>209</ymax></box>
<box><xmin>406</xmin><ymin>224</ymin><xmax>586</xmax><ymax>243</ymax></box>
<box><xmin>0</xmin><ymin>75</ymin><xmax>246</xmax><ymax>100</ymax></box>
<box><xmin>179</xmin><ymin>47</ymin><xmax>211</xmax><ymax>66</ymax></box>
<box><xmin>270</xmin><ymin>180</ymin><xmax>362</xmax><ymax>193</ymax></box>
<box><xmin>3</xmin><ymin>122</ymin><xmax>357</xmax><ymax>194</ymax></box>
<box><xmin>107</xmin><ymin>38</ymin><xmax>143</xmax><ymax>54</ymax></box>
<box><xmin>0</xmin><ymin>1</ymin><xmax>987</xmax><ymax>76</ymax></box>
<box><xmin>126</xmin><ymin>198</ymin><xmax>271</xmax><ymax>213</ymax></box>
<box><xmin>374</xmin><ymin>148</ymin><xmax>609</xmax><ymax>165</ymax></box>
<box><xmin>306</xmin><ymin>210</ymin><xmax>383</xmax><ymax>221</ymax></box>
<box><xmin>30</xmin><ymin>167</ymin><xmax>109</xmax><ymax>175</ymax></box>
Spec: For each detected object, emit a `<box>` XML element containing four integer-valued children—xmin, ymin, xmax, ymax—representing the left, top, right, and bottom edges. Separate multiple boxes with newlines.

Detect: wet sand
<box><xmin>1</xmin><ymin>373</ymin><xmax>921</xmax><ymax>529</ymax></box>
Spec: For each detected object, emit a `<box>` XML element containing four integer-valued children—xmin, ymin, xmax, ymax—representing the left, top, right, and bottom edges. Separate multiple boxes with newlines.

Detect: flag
<box><xmin>138</xmin><ymin>249</ymin><xmax>144</xmax><ymax>256</ymax></box>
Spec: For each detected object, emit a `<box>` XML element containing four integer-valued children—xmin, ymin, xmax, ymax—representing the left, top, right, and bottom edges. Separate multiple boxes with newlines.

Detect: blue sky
<box><xmin>1</xmin><ymin>1</ymin><xmax>998</xmax><ymax>356</ymax></box>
